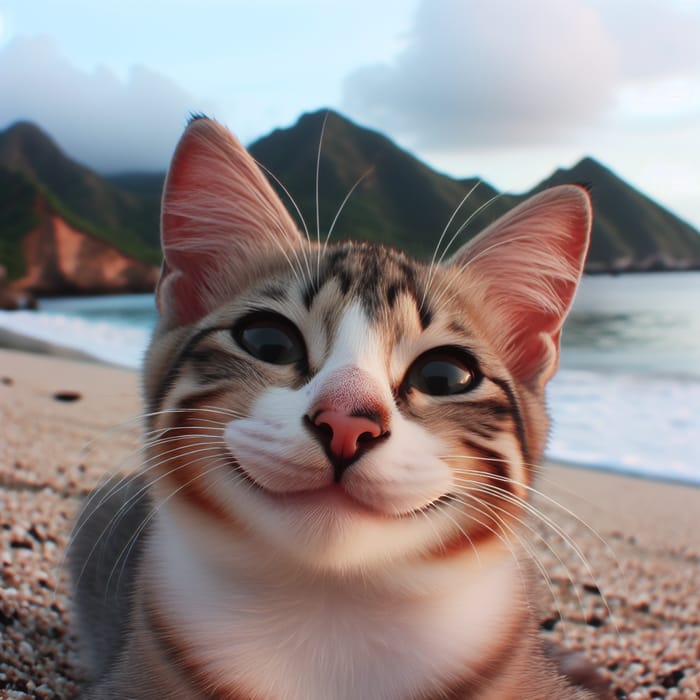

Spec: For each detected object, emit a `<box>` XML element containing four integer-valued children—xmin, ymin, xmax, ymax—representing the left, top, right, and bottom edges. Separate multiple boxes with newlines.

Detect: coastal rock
<box><xmin>10</xmin><ymin>200</ymin><xmax>159</xmax><ymax>297</ymax></box>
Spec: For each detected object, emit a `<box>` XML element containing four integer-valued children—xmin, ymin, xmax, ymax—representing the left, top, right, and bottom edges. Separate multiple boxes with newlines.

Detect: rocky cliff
<box><xmin>0</xmin><ymin>121</ymin><xmax>161</xmax><ymax>308</ymax></box>
<box><xmin>1</xmin><ymin>195</ymin><xmax>158</xmax><ymax>307</ymax></box>
<box><xmin>19</xmin><ymin>198</ymin><xmax>159</xmax><ymax>296</ymax></box>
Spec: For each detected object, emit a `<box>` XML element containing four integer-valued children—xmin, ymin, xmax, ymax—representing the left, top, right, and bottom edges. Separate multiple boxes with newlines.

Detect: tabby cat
<box><xmin>69</xmin><ymin>116</ymin><xmax>609</xmax><ymax>699</ymax></box>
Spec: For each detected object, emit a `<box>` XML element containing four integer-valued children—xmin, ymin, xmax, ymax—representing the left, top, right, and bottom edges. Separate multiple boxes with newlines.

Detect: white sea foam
<box><xmin>0</xmin><ymin>309</ymin><xmax>150</xmax><ymax>369</ymax></box>
<box><xmin>547</xmin><ymin>369</ymin><xmax>700</xmax><ymax>485</ymax></box>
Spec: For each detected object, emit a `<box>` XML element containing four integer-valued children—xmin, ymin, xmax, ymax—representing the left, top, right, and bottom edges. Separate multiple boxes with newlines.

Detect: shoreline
<box><xmin>0</xmin><ymin>347</ymin><xmax>699</xmax><ymax>697</ymax></box>
<box><xmin>550</xmin><ymin>457</ymin><xmax>700</xmax><ymax>491</ymax></box>
<box><xmin>0</xmin><ymin>326</ymin><xmax>109</xmax><ymax>365</ymax></box>
<box><xmin>0</xmin><ymin>325</ymin><xmax>135</xmax><ymax>371</ymax></box>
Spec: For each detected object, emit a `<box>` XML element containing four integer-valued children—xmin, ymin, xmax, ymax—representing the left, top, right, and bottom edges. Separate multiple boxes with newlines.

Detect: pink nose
<box><xmin>311</xmin><ymin>409</ymin><xmax>384</xmax><ymax>473</ymax></box>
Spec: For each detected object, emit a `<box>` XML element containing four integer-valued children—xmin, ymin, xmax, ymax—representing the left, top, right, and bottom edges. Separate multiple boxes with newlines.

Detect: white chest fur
<box><xmin>148</xmin><ymin>507</ymin><xmax>523</xmax><ymax>700</ymax></box>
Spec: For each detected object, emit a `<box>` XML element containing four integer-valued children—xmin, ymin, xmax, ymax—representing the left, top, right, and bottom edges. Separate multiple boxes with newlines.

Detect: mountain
<box><xmin>0</xmin><ymin>123</ymin><xmax>160</xmax><ymax>302</ymax></box>
<box><xmin>248</xmin><ymin>111</ymin><xmax>517</xmax><ymax>259</ymax></box>
<box><xmin>1</xmin><ymin>110</ymin><xmax>700</xmax><ymax>306</ymax></box>
<box><xmin>532</xmin><ymin>157</ymin><xmax>700</xmax><ymax>272</ymax></box>
<box><xmin>0</xmin><ymin>122</ymin><xmax>162</xmax><ymax>263</ymax></box>
<box><xmin>0</xmin><ymin>168</ymin><xmax>158</xmax><ymax>302</ymax></box>
<box><xmin>249</xmin><ymin>110</ymin><xmax>700</xmax><ymax>270</ymax></box>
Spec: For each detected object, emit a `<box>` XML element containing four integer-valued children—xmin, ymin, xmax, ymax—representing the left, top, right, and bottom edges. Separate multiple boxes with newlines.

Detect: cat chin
<box><xmin>220</xmin><ymin>473</ymin><xmax>456</xmax><ymax>572</ymax></box>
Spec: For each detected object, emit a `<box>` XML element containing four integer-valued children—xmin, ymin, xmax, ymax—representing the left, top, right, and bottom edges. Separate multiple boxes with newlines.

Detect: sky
<box><xmin>0</xmin><ymin>0</ymin><xmax>699</xmax><ymax>229</ymax></box>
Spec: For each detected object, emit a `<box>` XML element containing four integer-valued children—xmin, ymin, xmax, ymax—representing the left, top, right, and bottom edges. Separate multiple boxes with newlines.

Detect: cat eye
<box><xmin>404</xmin><ymin>347</ymin><xmax>481</xmax><ymax>396</ymax></box>
<box><xmin>233</xmin><ymin>313</ymin><xmax>306</xmax><ymax>366</ymax></box>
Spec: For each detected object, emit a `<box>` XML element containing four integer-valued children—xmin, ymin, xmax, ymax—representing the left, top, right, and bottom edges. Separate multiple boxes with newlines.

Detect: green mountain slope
<box><xmin>0</xmin><ymin>122</ymin><xmax>161</xmax><ymax>267</ymax></box>
<box><xmin>249</xmin><ymin>110</ymin><xmax>700</xmax><ymax>270</ymax></box>
<box><xmin>532</xmin><ymin>157</ymin><xmax>700</xmax><ymax>271</ymax></box>
<box><xmin>0</xmin><ymin>167</ymin><xmax>39</xmax><ymax>279</ymax></box>
<box><xmin>249</xmin><ymin>110</ymin><xmax>515</xmax><ymax>259</ymax></box>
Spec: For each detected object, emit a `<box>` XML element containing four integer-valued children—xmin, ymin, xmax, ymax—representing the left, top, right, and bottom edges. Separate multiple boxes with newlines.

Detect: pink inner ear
<box><xmin>157</xmin><ymin>117</ymin><xmax>303</xmax><ymax>325</ymax></box>
<box><xmin>448</xmin><ymin>185</ymin><xmax>592</xmax><ymax>386</ymax></box>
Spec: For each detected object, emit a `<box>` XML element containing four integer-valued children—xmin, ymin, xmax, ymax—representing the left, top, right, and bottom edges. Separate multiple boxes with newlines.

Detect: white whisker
<box><xmin>448</xmin><ymin>486</ymin><xmax>588</xmax><ymax>630</ymax></box>
<box><xmin>421</xmin><ymin>179</ymin><xmax>482</xmax><ymax>311</ymax></box>
<box><xmin>323</xmin><ymin>167</ymin><xmax>374</xmax><ymax>253</ymax></box>
<box><xmin>447</xmin><ymin>460</ymin><xmax>627</xmax><ymax>597</ymax></box>
<box><xmin>253</xmin><ymin>158</ymin><xmax>314</xmax><ymax>283</ymax></box>
<box><xmin>69</xmin><ymin>442</ymin><xmax>227</xmax><ymax>593</ymax></box>
<box><xmin>315</xmin><ymin>110</ymin><xmax>330</xmax><ymax>284</ymax></box>
<box><xmin>442</xmin><ymin>494</ymin><xmax>569</xmax><ymax>636</ymax></box>
<box><xmin>425</xmin><ymin>192</ymin><xmax>504</xmax><ymax>310</ymax></box>
<box><xmin>108</xmin><ymin>458</ymin><xmax>232</xmax><ymax>595</ymax></box>
<box><xmin>448</xmin><ymin>468</ymin><xmax>621</xmax><ymax>635</ymax></box>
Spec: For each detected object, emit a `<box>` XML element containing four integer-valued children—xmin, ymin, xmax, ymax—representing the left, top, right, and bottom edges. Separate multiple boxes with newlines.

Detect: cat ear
<box><xmin>447</xmin><ymin>185</ymin><xmax>591</xmax><ymax>387</ymax></box>
<box><xmin>157</xmin><ymin>116</ymin><xmax>303</xmax><ymax>324</ymax></box>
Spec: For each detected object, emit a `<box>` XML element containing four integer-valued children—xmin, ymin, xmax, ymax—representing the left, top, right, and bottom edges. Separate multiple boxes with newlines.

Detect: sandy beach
<box><xmin>0</xmin><ymin>346</ymin><xmax>698</xmax><ymax>699</ymax></box>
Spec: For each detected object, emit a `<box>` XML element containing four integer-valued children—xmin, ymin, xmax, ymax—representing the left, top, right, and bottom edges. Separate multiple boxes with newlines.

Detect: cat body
<box><xmin>70</xmin><ymin>117</ymin><xmax>608</xmax><ymax>699</ymax></box>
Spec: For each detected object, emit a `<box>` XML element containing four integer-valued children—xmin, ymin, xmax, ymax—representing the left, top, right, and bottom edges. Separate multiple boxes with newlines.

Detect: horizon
<box><xmin>0</xmin><ymin>1</ymin><xmax>698</xmax><ymax>228</ymax></box>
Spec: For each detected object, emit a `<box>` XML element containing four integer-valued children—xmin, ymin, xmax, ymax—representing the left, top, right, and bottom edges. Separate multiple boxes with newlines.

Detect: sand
<box><xmin>0</xmin><ymin>346</ymin><xmax>698</xmax><ymax>699</ymax></box>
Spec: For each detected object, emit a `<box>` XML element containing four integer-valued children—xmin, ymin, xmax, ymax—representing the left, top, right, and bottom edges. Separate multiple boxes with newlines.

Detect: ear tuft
<box><xmin>187</xmin><ymin>112</ymin><xmax>209</xmax><ymax>124</ymax></box>
<box><xmin>448</xmin><ymin>185</ymin><xmax>592</xmax><ymax>386</ymax></box>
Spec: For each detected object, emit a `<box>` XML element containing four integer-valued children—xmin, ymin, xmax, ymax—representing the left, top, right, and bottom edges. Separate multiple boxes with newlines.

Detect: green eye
<box><xmin>234</xmin><ymin>314</ymin><xmax>306</xmax><ymax>365</ymax></box>
<box><xmin>405</xmin><ymin>348</ymin><xmax>481</xmax><ymax>396</ymax></box>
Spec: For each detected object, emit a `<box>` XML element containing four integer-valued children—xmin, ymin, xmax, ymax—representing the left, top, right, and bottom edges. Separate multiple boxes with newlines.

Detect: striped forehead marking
<box><xmin>302</xmin><ymin>243</ymin><xmax>433</xmax><ymax>329</ymax></box>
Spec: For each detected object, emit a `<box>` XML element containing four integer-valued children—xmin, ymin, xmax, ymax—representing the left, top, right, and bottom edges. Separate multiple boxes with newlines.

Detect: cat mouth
<box><xmin>232</xmin><ymin>462</ymin><xmax>384</xmax><ymax>516</ymax></box>
<box><xmin>231</xmin><ymin>461</ymin><xmax>451</xmax><ymax>520</ymax></box>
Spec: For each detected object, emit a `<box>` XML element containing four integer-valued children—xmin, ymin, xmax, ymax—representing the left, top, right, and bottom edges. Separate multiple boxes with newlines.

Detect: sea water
<box><xmin>1</xmin><ymin>273</ymin><xmax>699</xmax><ymax>485</ymax></box>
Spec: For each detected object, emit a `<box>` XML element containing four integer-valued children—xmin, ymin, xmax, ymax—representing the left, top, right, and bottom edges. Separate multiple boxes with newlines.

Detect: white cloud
<box><xmin>0</xmin><ymin>35</ymin><xmax>211</xmax><ymax>172</ymax></box>
<box><xmin>592</xmin><ymin>0</ymin><xmax>700</xmax><ymax>82</ymax></box>
<box><xmin>342</xmin><ymin>0</ymin><xmax>700</xmax><ymax>151</ymax></box>
<box><xmin>342</xmin><ymin>0</ymin><xmax>619</xmax><ymax>149</ymax></box>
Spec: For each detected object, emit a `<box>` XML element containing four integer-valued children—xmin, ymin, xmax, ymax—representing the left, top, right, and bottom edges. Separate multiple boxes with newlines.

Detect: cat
<box><xmin>69</xmin><ymin>116</ymin><xmax>610</xmax><ymax>699</ymax></box>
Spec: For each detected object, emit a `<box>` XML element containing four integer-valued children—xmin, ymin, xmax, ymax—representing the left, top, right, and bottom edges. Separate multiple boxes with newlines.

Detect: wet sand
<box><xmin>0</xmin><ymin>347</ymin><xmax>698</xmax><ymax>698</ymax></box>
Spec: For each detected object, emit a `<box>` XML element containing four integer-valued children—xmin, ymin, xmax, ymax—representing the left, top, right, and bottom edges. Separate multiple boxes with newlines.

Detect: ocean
<box><xmin>1</xmin><ymin>272</ymin><xmax>699</xmax><ymax>485</ymax></box>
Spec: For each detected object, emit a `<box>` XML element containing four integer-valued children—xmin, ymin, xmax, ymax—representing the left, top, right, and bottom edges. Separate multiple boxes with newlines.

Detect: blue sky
<box><xmin>1</xmin><ymin>0</ymin><xmax>699</xmax><ymax>228</ymax></box>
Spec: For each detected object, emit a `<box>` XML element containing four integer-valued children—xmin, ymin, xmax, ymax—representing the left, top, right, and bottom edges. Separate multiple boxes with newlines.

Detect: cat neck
<box><xmin>142</xmin><ymin>502</ymin><xmax>527</xmax><ymax>700</ymax></box>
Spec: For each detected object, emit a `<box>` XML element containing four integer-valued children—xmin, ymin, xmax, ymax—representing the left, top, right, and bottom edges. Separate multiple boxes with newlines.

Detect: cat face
<box><xmin>144</xmin><ymin>117</ymin><xmax>591</xmax><ymax>573</ymax></box>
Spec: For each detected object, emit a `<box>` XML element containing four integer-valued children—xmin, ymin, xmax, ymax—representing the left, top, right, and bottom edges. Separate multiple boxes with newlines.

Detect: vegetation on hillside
<box><xmin>1</xmin><ymin>110</ymin><xmax>699</xmax><ymax>285</ymax></box>
<box><xmin>535</xmin><ymin>157</ymin><xmax>700</xmax><ymax>270</ymax></box>
<box><xmin>0</xmin><ymin>168</ymin><xmax>38</xmax><ymax>278</ymax></box>
<box><xmin>249</xmin><ymin>111</ymin><xmax>517</xmax><ymax>260</ymax></box>
<box><xmin>0</xmin><ymin>122</ymin><xmax>161</xmax><ymax>277</ymax></box>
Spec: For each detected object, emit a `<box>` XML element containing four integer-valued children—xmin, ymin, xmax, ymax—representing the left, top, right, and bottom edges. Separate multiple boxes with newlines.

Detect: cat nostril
<box><xmin>316</xmin><ymin>421</ymin><xmax>333</xmax><ymax>437</ymax></box>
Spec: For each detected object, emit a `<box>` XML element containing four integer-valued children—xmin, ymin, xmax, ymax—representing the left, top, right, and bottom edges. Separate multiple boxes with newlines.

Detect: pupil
<box><xmin>244</xmin><ymin>327</ymin><xmax>293</xmax><ymax>363</ymax></box>
<box><xmin>421</xmin><ymin>360</ymin><xmax>471</xmax><ymax>395</ymax></box>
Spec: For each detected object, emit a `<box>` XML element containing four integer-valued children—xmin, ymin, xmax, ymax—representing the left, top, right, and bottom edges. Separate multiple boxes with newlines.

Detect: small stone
<box><xmin>18</xmin><ymin>640</ymin><xmax>35</xmax><ymax>662</ymax></box>
<box><xmin>52</xmin><ymin>390</ymin><xmax>82</xmax><ymax>402</ymax></box>
<box><xmin>660</xmin><ymin>668</ymin><xmax>685</xmax><ymax>688</ymax></box>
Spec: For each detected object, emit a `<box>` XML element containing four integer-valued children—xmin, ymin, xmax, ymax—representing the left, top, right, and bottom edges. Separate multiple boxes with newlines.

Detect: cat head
<box><xmin>144</xmin><ymin>117</ymin><xmax>591</xmax><ymax>574</ymax></box>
